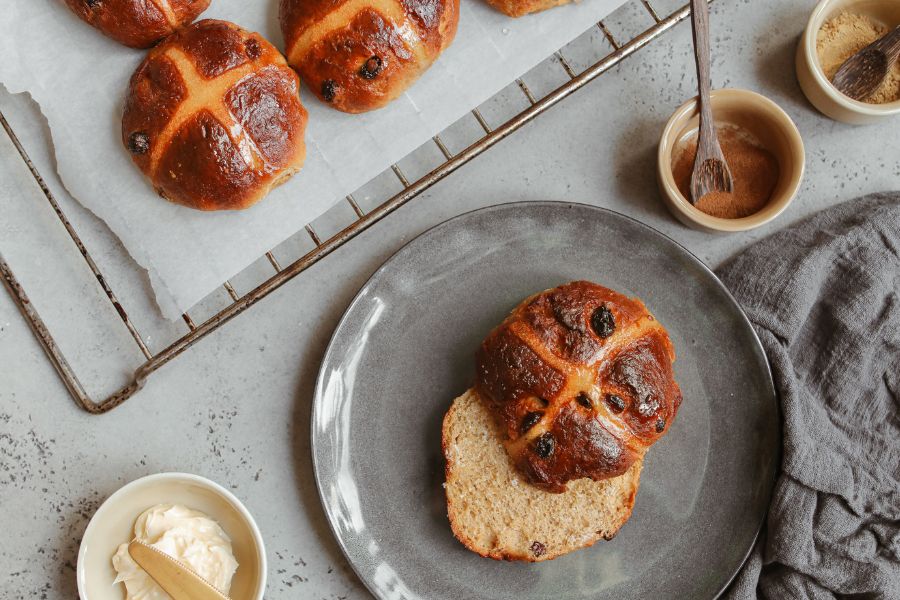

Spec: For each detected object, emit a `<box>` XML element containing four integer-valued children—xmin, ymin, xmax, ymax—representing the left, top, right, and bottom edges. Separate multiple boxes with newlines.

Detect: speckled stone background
<box><xmin>1</xmin><ymin>0</ymin><xmax>898</xmax><ymax>598</ymax></box>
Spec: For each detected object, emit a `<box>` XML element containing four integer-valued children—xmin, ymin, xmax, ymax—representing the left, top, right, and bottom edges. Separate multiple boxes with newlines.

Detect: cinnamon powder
<box><xmin>673</xmin><ymin>127</ymin><xmax>780</xmax><ymax>219</ymax></box>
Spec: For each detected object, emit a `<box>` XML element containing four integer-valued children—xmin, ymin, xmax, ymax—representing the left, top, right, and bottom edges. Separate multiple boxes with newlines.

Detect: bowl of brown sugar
<box><xmin>797</xmin><ymin>0</ymin><xmax>900</xmax><ymax>124</ymax></box>
<box><xmin>657</xmin><ymin>88</ymin><xmax>805</xmax><ymax>233</ymax></box>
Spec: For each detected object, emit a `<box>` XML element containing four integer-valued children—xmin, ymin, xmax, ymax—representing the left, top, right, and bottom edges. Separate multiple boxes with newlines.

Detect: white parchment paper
<box><xmin>0</xmin><ymin>0</ymin><xmax>626</xmax><ymax>319</ymax></box>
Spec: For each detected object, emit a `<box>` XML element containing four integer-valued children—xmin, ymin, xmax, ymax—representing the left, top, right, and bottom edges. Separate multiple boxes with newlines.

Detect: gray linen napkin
<box><xmin>716</xmin><ymin>193</ymin><xmax>900</xmax><ymax>599</ymax></box>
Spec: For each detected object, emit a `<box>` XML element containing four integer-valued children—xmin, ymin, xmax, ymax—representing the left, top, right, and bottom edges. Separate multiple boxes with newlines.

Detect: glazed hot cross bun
<box><xmin>64</xmin><ymin>0</ymin><xmax>211</xmax><ymax>49</ymax></box>
<box><xmin>484</xmin><ymin>0</ymin><xmax>572</xmax><ymax>18</ymax></box>
<box><xmin>122</xmin><ymin>20</ymin><xmax>308</xmax><ymax>211</ymax></box>
<box><xmin>475</xmin><ymin>281</ymin><xmax>682</xmax><ymax>493</ymax></box>
<box><xmin>280</xmin><ymin>0</ymin><xmax>460</xmax><ymax>113</ymax></box>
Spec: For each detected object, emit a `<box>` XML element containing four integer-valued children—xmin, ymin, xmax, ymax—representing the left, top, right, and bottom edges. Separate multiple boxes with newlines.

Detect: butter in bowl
<box><xmin>77</xmin><ymin>473</ymin><xmax>266</xmax><ymax>600</ymax></box>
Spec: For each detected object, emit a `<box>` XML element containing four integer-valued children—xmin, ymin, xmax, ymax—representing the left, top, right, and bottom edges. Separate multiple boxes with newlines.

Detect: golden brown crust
<box><xmin>64</xmin><ymin>0</ymin><xmax>210</xmax><ymax>49</ymax></box>
<box><xmin>475</xmin><ymin>281</ymin><xmax>682</xmax><ymax>493</ymax></box>
<box><xmin>280</xmin><ymin>0</ymin><xmax>459</xmax><ymax>113</ymax></box>
<box><xmin>484</xmin><ymin>0</ymin><xmax>571</xmax><ymax>18</ymax></box>
<box><xmin>122</xmin><ymin>20</ymin><xmax>309</xmax><ymax>211</ymax></box>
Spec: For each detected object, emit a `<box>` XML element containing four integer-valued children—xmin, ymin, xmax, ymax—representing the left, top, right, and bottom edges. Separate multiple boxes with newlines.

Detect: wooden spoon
<box><xmin>688</xmin><ymin>0</ymin><xmax>733</xmax><ymax>204</ymax></box>
<box><xmin>832</xmin><ymin>25</ymin><xmax>900</xmax><ymax>102</ymax></box>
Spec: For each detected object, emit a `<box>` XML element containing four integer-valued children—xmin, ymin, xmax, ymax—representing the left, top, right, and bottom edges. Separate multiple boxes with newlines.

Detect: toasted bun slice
<box><xmin>442</xmin><ymin>389</ymin><xmax>643</xmax><ymax>562</ymax></box>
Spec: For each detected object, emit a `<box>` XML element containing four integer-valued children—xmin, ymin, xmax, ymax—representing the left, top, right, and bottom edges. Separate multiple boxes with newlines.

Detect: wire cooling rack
<box><xmin>1</xmin><ymin>0</ymin><xmax>706</xmax><ymax>414</ymax></box>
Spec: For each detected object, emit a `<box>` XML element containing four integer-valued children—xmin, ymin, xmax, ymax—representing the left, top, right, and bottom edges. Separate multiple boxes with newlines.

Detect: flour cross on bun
<box><xmin>475</xmin><ymin>281</ymin><xmax>682</xmax><ymax>493</ymax></box>
<box><xmin>64</xmin><ymin>0</ymin><xmax>211</xmax><ymax>49</ymax></box>
<box><xmin>280</xmin><ymin>0</ymin><xmax>460</xmax><ymax>113</ymax></box>
<box><xmin>122</xmin><ymin>20</ymin><xmax>309</xmax><ymax>211</ymax></box>
<box><xmin>144</xmin><ymin>0</ymin><xmax>182</xmax><ymax>28</ymax></box>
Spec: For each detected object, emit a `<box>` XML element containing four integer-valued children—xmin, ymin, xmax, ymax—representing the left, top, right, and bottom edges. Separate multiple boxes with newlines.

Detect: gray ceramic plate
<box><xmin>312</xmin><ymin>202</ymin><xmax>779</xmax><ymax>600</ymax></box>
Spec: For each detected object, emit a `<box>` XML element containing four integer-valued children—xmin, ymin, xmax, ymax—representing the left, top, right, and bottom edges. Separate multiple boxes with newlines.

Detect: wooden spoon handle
<box><xmin>690</xmin><ymin>0</ymin><xmax>717</xmax><ymax>153</ymax></box>
<box><xmin>882</xmin><ymin>25</ymin><xmax>900</xmax><ymax>62</ymax></box>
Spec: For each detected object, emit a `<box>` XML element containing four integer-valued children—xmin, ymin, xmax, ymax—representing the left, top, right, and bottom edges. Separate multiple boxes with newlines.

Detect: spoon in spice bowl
<box><xmin>688</xmin><ymin>0</ymin><xmax>733</xmax><ymax>204</ymax></box>
<box><xmin>831</xmin><ymin>25</ymin><xmax>900</xmax><ymax>102</ymax></box>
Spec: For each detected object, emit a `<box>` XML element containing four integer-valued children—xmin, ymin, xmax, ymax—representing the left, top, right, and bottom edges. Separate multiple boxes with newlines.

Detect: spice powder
<box><xmin>673</xmin><ymin>126</ymin><xmax>780</xmax><ymax>220</ymax></box>
<box><xmin>817</xmin><ymin>12</ymin><xmax>900</xmax><ymax>105</ymax></box>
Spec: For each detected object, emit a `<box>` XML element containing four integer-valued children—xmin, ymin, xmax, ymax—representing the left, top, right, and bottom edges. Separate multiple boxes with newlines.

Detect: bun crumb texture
<box><xmin>442</xmin><ymin>389</ymin><xmax>643</xmax><ymax>562</ymax></box>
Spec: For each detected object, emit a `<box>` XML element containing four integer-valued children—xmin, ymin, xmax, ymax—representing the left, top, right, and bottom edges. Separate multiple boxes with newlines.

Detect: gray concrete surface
<box><xmin>1</xmin><ymin>0</ymin><xmax>898</xmax><ymax>598</ymax></box>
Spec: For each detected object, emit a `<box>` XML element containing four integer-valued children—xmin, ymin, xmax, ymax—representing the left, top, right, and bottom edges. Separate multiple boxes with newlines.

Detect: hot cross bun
<box><xmin>64</xmin><ymin>0</ymin><xmax>211</xmax><ymax>49</ymax></box>
<box><xmin>280</xmin><ymin>0</ymin><xmax>460</xmax><ymax>113</ymax></box>
<box><xmin>475</xmin><ymin>281</ymin><xmax>682</xmax><ymax>493</ymax></box>
<box><xmin>122</xmin><ymin>20</ymin><xmax>308</xmax><ymax>211</ymax></box>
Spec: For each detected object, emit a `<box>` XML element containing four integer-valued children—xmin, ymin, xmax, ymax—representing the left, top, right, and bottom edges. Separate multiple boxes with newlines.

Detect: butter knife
<box><xmin>128</xmin><ymin>540</ymin><xmax>231</xmax><ymax>600</ymax></box>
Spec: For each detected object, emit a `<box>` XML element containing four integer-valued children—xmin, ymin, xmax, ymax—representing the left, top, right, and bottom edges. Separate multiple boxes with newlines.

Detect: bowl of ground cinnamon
<box><xmin>797</xmin><ymin>0</ymin><xmax>900</xmax><ymax>124</ymax></box>
<box><xmin>658</xmin><ymin>88</ymin><xmax>805</xmax><ymax>232</ymax></box>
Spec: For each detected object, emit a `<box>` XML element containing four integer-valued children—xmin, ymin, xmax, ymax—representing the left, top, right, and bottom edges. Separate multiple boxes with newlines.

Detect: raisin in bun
<box><xmin>475</xmin><ymin>281</ymin><xmax>682</xmax><ymax>493</ymax></box>
<box><xmin>64</xmin><ymin>0</ymin><xmax>211</xmax><ymax>49</ymax></box>
<box><xmin>122</xmin><ymin>20</ymin><xmax>308</xmax><ymax>211</ymax></box>
<box><xmin>280</xmin><ymin>0</ymin><xmax>460</xmax><ymax>113</ymax></box>
<box><xmin>485</xmin><ymin>0</ymin><xmax>571</xmax><ymax>18</ymax></box>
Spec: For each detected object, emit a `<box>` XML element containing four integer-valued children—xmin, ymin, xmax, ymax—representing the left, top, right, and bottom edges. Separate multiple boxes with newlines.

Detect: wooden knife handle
<box><xmin>128</xmin><ymin>540</ymin><xmax>231</xmax><ymax>600</ymax></box>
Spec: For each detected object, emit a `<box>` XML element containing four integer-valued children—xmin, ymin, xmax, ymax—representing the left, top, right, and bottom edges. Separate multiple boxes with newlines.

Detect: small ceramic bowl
<box><xmin>796</xmin><ymin>0</ymin><xmax>900</xmax><ymax>124</ymax></box>
<box><xmin>77</xmin><ymin>473</ymin><xmax>267</xmax><ymax>600</ymax></box>
<box><xmin>657</xmin><ymin>88</ymin><xmax>805</xmax><ymax>233</ymax></box>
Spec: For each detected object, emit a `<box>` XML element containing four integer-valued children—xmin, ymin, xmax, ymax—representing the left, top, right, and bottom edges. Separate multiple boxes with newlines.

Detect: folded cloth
<box><xmin>717</xmin><ymin>193</ymin><xmax>900</xmax><ymax>600</ymax></box>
